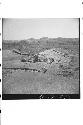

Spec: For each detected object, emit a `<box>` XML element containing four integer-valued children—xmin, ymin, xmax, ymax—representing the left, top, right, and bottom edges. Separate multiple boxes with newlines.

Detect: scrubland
<box><xmin>2</xmin><ymin>38</ymin><xmax>79</xmax><ymax>94</ymax></box>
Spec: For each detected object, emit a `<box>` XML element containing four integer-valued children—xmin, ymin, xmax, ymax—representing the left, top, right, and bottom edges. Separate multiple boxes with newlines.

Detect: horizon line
<box><xmin>3</xmin><ymin>37</ymin><xmax>79</xmax><ymax>41</ymax></box>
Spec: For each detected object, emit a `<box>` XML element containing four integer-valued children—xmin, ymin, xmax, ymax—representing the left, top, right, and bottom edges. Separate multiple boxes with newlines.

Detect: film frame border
<box><xmin>2</xmin><ymin>18</ymin><xmax>80</xmax><ymax>100</ymax></box>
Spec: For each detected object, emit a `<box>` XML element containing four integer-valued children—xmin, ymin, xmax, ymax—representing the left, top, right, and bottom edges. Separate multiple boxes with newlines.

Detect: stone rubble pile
<box><xmin>38</xmin><ymin>48</ymin><xmax>71</xmax><ymax>66</ymax></box>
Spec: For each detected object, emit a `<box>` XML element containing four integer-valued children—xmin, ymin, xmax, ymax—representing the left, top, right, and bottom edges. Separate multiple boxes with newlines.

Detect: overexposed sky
<box><xmin>3</xmin><ymin>18</ymin><xmax>79</xmax><ymax>40</ymax></box>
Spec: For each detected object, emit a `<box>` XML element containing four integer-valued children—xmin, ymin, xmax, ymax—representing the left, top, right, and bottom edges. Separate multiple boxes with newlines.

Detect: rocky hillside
<box><xmin>2</xmin><ymin>37</ymin><xmax>79</xmax><ymax>54</ymax></box>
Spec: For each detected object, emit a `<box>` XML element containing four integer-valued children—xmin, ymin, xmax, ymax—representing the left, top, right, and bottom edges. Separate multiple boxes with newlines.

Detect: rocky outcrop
<box><xmin>19</xmin><ymin>48</ymin><xmax>72</xmax><ymax>67</ymax></box>
<box><xmin>38</xmin><ymin>48</ymin><xmax>71</xmax><ymax>66</ymax></box>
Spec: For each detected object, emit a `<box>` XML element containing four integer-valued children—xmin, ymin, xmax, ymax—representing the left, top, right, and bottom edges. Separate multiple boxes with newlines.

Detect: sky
<box><xmin>3</xmin><ymin>18</ymin><xmax>79</xmax><ymax>40</ymax></box>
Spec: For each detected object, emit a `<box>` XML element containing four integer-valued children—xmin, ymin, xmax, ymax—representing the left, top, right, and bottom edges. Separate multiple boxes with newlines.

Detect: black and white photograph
<box><xmin>2</xmin><ymin>18</ymin><xmax>80</xmax><ymax>99</ymax></box>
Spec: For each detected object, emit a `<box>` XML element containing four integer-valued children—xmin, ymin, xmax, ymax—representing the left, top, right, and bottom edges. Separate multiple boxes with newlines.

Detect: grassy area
<box><xmin>2</xmin><ymin>38</ymin><xmax>80</xmax><ymax>94</ymax></box>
